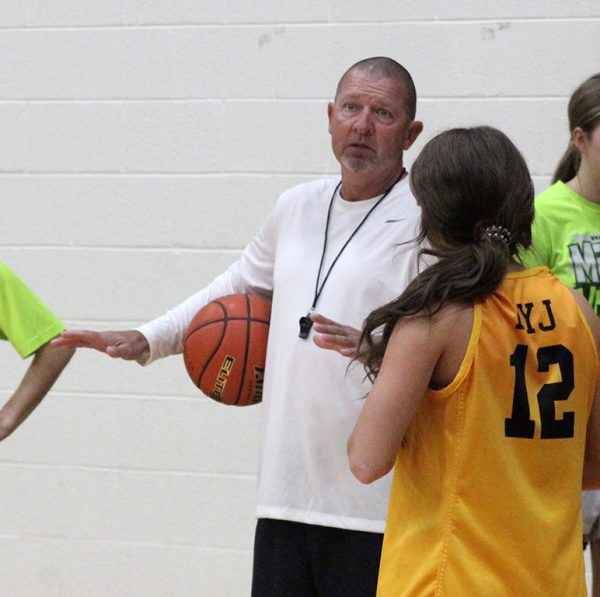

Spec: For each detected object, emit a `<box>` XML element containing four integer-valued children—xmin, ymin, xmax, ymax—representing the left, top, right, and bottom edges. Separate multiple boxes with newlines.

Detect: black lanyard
<box><xmin>298</xmin><ymin>172</ymin><xmax>404</xmax><ymax>338</ymax></box>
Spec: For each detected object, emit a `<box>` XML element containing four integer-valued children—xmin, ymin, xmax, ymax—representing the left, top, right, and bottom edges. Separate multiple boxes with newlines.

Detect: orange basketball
<box><xmin>183</xmin><ymin>294</ymin><xmax>271</xmax><ymax>406</ymax></box>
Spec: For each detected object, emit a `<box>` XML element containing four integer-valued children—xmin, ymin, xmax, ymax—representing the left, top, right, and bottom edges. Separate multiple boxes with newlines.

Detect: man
<box><xmin>0</xmin><ymin>262</ymin><xmax>74</xmax><ymax>440</ymax></box>
<box><xmin>53</xmin><ymin>57</ymin><xmax>423</xmax><ymax>596</ymax></box>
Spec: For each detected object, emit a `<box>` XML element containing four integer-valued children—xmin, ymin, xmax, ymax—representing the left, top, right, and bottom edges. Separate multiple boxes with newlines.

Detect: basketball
<box><xmin>183</xmin><ymin>293</ymin><xmax>271</xmax><ymax>406</ymax></box>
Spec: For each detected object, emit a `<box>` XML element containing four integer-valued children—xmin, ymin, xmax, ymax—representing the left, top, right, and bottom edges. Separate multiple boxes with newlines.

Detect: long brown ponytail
<box><xmin>361</xmin><ymin>127</ymin><xmax>534</xmax><ymax>381</ymax></box>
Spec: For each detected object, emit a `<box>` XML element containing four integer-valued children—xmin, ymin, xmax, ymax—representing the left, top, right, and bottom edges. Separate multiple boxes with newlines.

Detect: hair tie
<box><xmin>483</xmin><ymin>225</ymin><xmax>512</xmax><ymax>245</ymax></box>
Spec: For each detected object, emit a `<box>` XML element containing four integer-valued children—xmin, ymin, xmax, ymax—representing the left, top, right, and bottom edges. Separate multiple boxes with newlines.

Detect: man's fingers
<box><xmin>312</xmin><ymin>322</ymin><xmax>342</xmax><ymax>335</ymax></box>
<box><xmin>316</xmin><ymin>332</ymin><xmax>356</xmax><ymax>347</ymax></box>
<box><xmin>312</xmin><ymin>334</ymin><xmax>338</xmax><ymax>351</ymax></box>
<box><xmin>311</xmin><ymin>313</ymin><xmax>362</xmax><ymax>358</ymax></box>
<box><xmin>51</xmin><ymin>331</ymin><xmax>105</xmax><ymax>350</ymax></box>
<box><xmin>310</xmin><ymin>313</ymin><xmax>335</xmax><ymax>325</ymax></box>
<box><xmin>313</xmin><ymin>333</ymin><xmax>358</xmax><ymax>354</ymax></box>
<box><xmin>51</xmin><ymin>330</ymin><xmax>147</xmax><ymax>360</ymax></box>
<box><xmin>312</xmin><ymin>323</ymin><xmax>361</xmax><ymax>346</ymax></box>
<box><xmin>312</xmin><ymin>320</ymin><xmax>356</xmax><ymax>337</ymax></box>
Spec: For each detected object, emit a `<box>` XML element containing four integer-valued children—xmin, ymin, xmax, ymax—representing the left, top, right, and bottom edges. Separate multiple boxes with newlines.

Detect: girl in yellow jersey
<box><xmin>348</xmin><ymin>126</ymin><xmax>600</xmax><ymax>596</ymax></box>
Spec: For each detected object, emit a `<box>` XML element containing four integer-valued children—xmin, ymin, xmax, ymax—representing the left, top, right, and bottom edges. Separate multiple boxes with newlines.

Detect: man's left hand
<box><xmin>311</xmin><ymin>313</ymin><xmax>363</xmax><ymax>360</ymax></box>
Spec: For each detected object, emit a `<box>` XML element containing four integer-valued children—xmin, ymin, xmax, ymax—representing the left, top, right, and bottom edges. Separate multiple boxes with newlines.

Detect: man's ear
<box><xmin>327</xmin><ymin>102</ymin><xmax>334</xmax><ymax>134</ymax></box>
<box><xmin>404</xmin><ymin>121</ymin><xmax>423</xmax><ymax>150</ymax></box>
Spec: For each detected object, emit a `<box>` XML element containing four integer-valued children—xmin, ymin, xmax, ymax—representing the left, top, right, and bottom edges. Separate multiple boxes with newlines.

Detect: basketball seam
<box><xmin>236</xmin><ymin>294</ymin><xmax>252</xmax><ymax>406</ymax></box>
<box><xmin>185</xmin><ymin>317</ymin><xmax>269</xmax><ymax>339</ymax></box>
<box><xmin>197</xmin><ymin>301</ymin><xmax>228</xmax><ymax>398</ymax></box>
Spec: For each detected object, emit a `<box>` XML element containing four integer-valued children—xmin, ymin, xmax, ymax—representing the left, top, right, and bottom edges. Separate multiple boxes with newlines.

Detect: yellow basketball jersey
<box><xmin>377</xmin><ymin>267</ymin><xmax>598</xmax><ymax>597</ymax></box>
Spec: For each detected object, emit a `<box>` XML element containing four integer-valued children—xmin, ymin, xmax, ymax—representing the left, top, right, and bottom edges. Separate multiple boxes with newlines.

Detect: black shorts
<box><xmin>251</xmin><ymin>518</ymin><xmax>383</xmax><ymax>597</ymax></box>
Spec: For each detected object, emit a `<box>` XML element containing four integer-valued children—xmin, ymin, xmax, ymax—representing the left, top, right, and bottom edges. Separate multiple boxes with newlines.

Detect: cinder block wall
<box><xmin>1</xmin><ymin>4</ymin><xmax>598</xmax><ymax>596</ymax></box>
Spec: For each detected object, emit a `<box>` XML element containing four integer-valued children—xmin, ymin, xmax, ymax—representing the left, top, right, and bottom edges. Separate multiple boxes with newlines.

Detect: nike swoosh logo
<box><xmin>385</xmin><ymin>218</ymin><xmax>407</xmax><ymax>223</ymax></box>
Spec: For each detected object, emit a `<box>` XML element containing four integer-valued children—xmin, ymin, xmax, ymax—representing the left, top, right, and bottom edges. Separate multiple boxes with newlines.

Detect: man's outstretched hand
<box><xmin>51</xmin><ymin>330</ymin><xmax>149</xmax><ymax>360</ymax></box>
<box><xmin>310</xmin><ymin>313</ymin><xmax>364</xmax><ymax>360</ymax></box>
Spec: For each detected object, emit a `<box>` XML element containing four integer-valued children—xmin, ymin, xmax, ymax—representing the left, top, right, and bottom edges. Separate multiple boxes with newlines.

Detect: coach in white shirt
<box><xmin>54</xmin><ymin>56</ymin><xmax>424</xmax><ymax>597</ymax></box>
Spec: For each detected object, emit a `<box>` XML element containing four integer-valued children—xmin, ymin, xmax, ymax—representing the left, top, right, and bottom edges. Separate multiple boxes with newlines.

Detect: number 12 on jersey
<box><xmin>505</xmin><ymin>344</ymin><xmax>575</xmax><ymax>439</ymax></box>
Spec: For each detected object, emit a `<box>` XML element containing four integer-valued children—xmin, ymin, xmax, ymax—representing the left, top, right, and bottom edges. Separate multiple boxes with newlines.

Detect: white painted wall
<box><xmin>0</xmin><ymin>3</ymin><xmax>598</xmax><ymax>595</ymax></box>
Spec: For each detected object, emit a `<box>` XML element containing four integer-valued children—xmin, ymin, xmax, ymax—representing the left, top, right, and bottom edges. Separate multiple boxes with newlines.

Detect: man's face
<box><xmin>328</xmin><ymin>69</ymin><xmax>420</xmax><ymax>179</ymax></box>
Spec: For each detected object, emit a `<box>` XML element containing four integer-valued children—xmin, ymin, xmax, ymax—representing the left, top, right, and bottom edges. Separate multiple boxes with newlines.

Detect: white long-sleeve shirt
<box><xmin>138</xmin><ymin>176</ymin><xmax>422</xmax><ymax>532</ymax></box>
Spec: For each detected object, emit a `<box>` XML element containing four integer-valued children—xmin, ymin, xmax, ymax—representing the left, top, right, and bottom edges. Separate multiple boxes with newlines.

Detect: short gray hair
<box><xmin>334</xmin><ymin>57</ymin><xmax>417</xmax><ymax>120</ymax></box>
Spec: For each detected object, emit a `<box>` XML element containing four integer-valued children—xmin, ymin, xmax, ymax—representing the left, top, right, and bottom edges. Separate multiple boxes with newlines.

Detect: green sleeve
<box><xmin>0</xmin><ymin>263</ymin><xmax>65</xmax><ymax>358</ymax></box>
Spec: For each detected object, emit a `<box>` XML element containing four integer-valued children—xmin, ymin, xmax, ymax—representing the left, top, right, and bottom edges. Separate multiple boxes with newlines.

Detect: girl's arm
<box><xmin>0</xmin><ymin>341</ymin><xmax>74</xmax><ymax>440</ymax></box>
<box><xmin>347</xmin><ymin>315</ymin><xmax>443</xmax><ymax>484</ymax></box>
